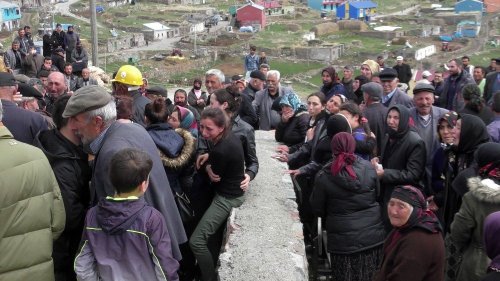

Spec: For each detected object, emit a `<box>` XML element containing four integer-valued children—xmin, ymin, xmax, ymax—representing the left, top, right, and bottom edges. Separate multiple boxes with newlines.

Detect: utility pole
<box><xmin>90</xmin><ymin>0</ymin><xmax>98</xmax><ymax>67</ymax></box>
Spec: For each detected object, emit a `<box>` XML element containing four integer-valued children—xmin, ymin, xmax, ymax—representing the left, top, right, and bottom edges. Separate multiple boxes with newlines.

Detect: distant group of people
<box><xmin>2</xmin><ymin>24</ymin><xmax>89</xmax><ymax>80</ymax></box>
<box><xmin>2</xmin><ymin>38</ymin><xmax>500</xmax><ymax>281</ymax></box>
<box><xmin>266</xmin><ymin>52</ymin><xmax>500</xmax><ymax>281</ymax></box>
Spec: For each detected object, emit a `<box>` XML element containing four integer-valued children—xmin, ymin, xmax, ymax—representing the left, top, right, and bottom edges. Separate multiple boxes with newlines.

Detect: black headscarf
<box><xmin>314</xmin><ymin>114</ymin><xmax>352</xmax><ymax>165</ymax></box>
<box><xmin>391</xmin><ymin>185</ymin><xmax>442</xmax><ymax>234</ymax></box>
<box><xmin>456</xmin><ymin>114</ymin><xmax>490</xmax><ymax>154</ymax></box>
<box><xmin>387</xmin><ymin>104</ymin><xmax>413</xmax><ymax>139</ymax></box>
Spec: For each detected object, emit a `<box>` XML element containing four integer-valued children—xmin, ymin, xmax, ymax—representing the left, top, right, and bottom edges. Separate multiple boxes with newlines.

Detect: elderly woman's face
<box><xmin>388</xmin><ymin>198</ymin><xmax>413</xmax><ymax>228</ymax></box>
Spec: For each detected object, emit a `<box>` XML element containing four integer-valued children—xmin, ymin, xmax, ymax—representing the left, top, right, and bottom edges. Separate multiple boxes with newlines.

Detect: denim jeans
<box><xmin>189</xmin><ymin>193</ymin><xmax>245</xmax><ymax>281</ymax></box>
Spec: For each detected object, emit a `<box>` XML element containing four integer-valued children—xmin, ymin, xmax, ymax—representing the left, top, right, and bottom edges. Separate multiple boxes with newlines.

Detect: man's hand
<box><xmin>285</xmin><ymin>169</ymin><xmax>301</xmax><ymax>177</ymax></box>
<box><xmin>272</xmin><ymin>153</ymin><xmax>288</xmax><ymax>162</ymax></box>
<box><xmin>206</xmin><ymin>165</ymin><xmax>221</xmax><ymax>182</ymax></box>
<box><xmin>240</xmin><ymin>173</ymin><xmax>250</xmax><ymax>191</ymax></box>
<box><xmin>196</xmin><ymin>153</ymin><xmax>209</xmax><ymax>170</ymax></box>
<box><xmin>276</xmin><ymin>145</ymin><xmax>289</xmax><ymax>154</ymax></box>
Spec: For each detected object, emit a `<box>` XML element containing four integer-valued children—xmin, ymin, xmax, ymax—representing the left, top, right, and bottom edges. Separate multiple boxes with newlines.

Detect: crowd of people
<box><xmin>1</xmin><ymin>39</ymin><xmax>500</xmax><ymax>281</ymax></box>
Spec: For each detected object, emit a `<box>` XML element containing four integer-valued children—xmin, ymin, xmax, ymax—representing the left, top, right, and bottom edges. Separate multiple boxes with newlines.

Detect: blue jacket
<box><xmin>75</xmin><ymin>197</ymin><xmax>179</xmax><ymax>281</ymax></box>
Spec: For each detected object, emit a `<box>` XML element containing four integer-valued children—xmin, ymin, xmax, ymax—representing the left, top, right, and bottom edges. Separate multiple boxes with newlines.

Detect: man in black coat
<box><xmin>51</xmin><ymin>48</ymin><xmax>66</xmax><ymax>73</ymax></box>
<box><xmin>361</xmin><ymin>82</ymin><xmax>387</xmax><ymax>155</ymax></box>
<box><xmin>393</xmin><ymin>56</ymin><xmax>412</xmax><ymax>89</ymax></box>
<box><xmin>34</xmin><ymin>96</ymin><xmax>91</xmax><ymax>281</ymax></box>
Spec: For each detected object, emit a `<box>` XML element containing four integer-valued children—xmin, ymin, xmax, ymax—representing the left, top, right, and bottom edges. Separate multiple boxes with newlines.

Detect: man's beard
<box><xmin>193</xmin><ymin>85</ymin><xmax>201</xmax><ymax>90</ymax></box>
<box><xmin>176</xmin><ymin>101</ymin><xmax>187</xmax><ymax>106</ymax></box>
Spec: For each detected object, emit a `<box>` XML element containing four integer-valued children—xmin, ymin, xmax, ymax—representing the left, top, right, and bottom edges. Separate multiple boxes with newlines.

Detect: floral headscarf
<box><xmin>279</xmin><ymin>92</ymin><xmax>307</xmax><ymax>114</ymax></box>
<box><xmin>176</xmin><ymin>106</ymin><xmax>198</xmax><ymax>138</ymax></box>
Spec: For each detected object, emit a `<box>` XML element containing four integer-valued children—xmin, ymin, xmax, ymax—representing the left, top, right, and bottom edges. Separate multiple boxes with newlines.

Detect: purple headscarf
<box><xmin>484</xmin><ymin>211</ymin><xmax>500</xmax><ymax>272</ymax></box>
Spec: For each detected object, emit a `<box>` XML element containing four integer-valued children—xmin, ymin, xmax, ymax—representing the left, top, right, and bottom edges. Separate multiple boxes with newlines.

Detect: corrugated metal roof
<box><xmin>349</xmin><ymin>1</ymin><xmax>377</xmax><ymax>8</ymax></box>
<box><xmin>143</xmin><ymin>22</ymin><xmax>170</xmax><ymax>31</ymax></box>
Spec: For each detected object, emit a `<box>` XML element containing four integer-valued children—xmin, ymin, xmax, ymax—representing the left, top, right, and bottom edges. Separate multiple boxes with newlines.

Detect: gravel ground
<box><xmin>218</xmin><ymin>130</ymin><xmax>308</xmax><ymax>281</ymax></box>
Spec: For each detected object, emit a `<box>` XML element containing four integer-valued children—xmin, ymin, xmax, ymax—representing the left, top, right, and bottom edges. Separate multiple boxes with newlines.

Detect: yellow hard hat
<box><xmin>112</xmin><ymin>65</ymin><xmax>143</xmax><ymax>86</ymax></box>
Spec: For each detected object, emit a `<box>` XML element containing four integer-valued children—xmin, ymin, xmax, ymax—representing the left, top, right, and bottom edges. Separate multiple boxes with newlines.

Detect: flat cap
<box><xmin>250</xmin><ymin>70</ymin><xmax>266</xmax><ymax>81</ymax></box>
<box><xmin>379</xmin><ymin>68</ymin><xmax>398</xmax><ymax>81</ymax></box>
<box><xmin>62</xmin><ymin>85</ymin><xmax>113</xmax><ymax>118</ymax></box>
<box><xmin>361</xmin><ymin>82</ymin><xmax>383</xmax><ymax>99</ymax></box>
<box><xmin>494</xmin><ymin>58</ymin><xmax>500</xmax><ymax>64</ymax></box>
<box><xmin>413</xmin><ymin>83</ymin><xmax>435</xmax><ymax>95</ymax></box>
<box><xmin>54</xmin><ymin>47</ymin><xmax>64</xmax><ymax>53</ymax></box>
<box><xmin>146</xmin><ymin>85</ymin><xmax>168</xmax><ymax>98</ymax></box>
<box><xmin>18</xmin><ymin>83</ymin><xmax>43</xmax><ymax>99</ymax></box>
<box><xmin>0</xmin><ymin>72</ymin><xmax>17</xmax><ymax>86</ymax></box>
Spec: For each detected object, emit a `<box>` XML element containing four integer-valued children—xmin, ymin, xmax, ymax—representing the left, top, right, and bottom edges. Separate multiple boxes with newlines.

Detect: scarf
<box><xmin>176</xmin><ymin>106</ymin><xmax>198</xmax><ymax>138</ymax></box>
<box><xmin>279</xmin><ymin>92</ymin><xmax>306</xmax><ymax>114</ymax></box>
<box><xmin>330</xmin><ymin>132</ymin><xmax>357</xmax><ymax>180</ymax></box>
<box><xmin>387</xmin><ymin>104</ymin><xmax>414</xmax><ymax>139</ymax></box>
<box><xmin>455</xmin><ymin>114</ymin><xmax>491</xmax><ymax>154</ymax></box>
<box><xmin>391</xmin><ymin>185</ymin><xmax>442</xmax><ymax>234</ymax></box>
<box><xmin>484</xmin><ymin>211</ymin><xmax>500</xmax><ymax>272</ymax></box>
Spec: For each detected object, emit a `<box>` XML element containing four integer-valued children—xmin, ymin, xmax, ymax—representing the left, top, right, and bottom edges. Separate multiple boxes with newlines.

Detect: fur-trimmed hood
<box><xmin>468</xmin><ymin>177</ymin><xmax>500</xmax><ymax>203</ymax></box>
<box><xmin>160</xmin><ymin>128</ymin><xmax>196</xmax><ymax>170</ymax></box>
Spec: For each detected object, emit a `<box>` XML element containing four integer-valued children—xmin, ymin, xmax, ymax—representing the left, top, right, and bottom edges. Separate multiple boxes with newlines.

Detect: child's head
<box><xmin>109</xmin><ymin>148</ymin><xmax>153</xmax><ymax>196</ymax></box>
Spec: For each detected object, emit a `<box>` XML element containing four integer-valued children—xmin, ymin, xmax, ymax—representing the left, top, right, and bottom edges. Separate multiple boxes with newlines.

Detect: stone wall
<box><xmin>218</xmin><ymin>130</ymin><xmax>308</xmax><ymax>281</ymax></box>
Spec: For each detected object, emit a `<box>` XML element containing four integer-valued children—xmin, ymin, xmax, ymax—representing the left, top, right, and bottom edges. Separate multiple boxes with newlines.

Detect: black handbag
<box><xmin>174</xmin><ymin>191</ymin><xmax>195</xmax><ymax>223</ymax></box>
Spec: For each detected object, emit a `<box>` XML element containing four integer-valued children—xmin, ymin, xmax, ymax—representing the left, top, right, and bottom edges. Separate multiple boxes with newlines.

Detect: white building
<box><xmin>143</xmin><ymin>22</ymin><xmax>171</xmax><ymax>41</ymax></box>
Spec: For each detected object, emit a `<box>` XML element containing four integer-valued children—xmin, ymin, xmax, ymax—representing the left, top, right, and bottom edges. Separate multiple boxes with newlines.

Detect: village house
<box><xmin>236</xmin><ymin>2</ymin><xmax>266</xmax><ymax>29</ymax></box>
<box><xmin>0</xmin><ymin>0</ymin><xmax>21</xmax><ymax>32</ymax></box>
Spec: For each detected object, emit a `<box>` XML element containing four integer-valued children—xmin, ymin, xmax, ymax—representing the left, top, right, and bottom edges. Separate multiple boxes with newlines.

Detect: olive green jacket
<box><xmin>0</xmin><ymin>126</ymin><xmax>66</xmax><ymax>280</ymax></box>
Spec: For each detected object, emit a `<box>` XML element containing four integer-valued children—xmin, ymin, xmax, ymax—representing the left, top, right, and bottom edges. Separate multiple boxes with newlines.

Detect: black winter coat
<box><xmin>311</xmin><ymin>157</ymin><xmax>385</xmax><ymax>254</ymax></box>
<box><xmin>287</xmin><ymin>112</ymin><xmax>329</xmax><ymax>173</ymax></box>
<box><xmin>275</xmin><ymin>111</ymin><xmax>309</xmax><ymax>147</ymax></box>
<box><xmin>34</xmin><ymin>129</ymin><xmax>91</xmax><ymax>278</ymax></box>
<box><xmin>380</xmin><ymin>130</ymin><xmax>427</xmax><ymax>197</ymax></box>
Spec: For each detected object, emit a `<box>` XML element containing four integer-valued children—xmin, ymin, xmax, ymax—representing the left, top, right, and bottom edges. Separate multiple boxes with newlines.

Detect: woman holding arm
<box><xmin>189</xmin><ymin>107</ymin><xmax>246</xmax><ymax>281</ymax></box>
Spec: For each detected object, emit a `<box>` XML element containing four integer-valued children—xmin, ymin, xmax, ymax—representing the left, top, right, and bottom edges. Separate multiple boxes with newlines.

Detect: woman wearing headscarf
<box><xmin>430</xmin><ymin>111</ymin><xmax>458</xmax><ymax>218</ymax></box>
<box><xmin>311</xmin><ymin>132</ymin><xmax>385</xmax><ymax>281</ymax></box>
<box><xmin>274</xmin><ymin>92</ymin><xmax>310</xmax><ymax>147</ymax></box>
<box><xmin>360</xmin><ymin>60</ymin><xmax>380</xmax><ymax>81</ymax></box>
<box><xmin>447</xmin><ymin>142</ymin><xmax>500</xmax><ymax>281</ymax></box>
<box><xmin>482</xmin><ymin>211</ymin><xmax>500</xmax><ymax>281</ymax></box>
<box><xmin>372</xmin><ymin>104</ymin><xmax>427</xmax><ymax>232</ymax></box>
<box><xmin>440</xmin><ymin>113</ymin><xmax>491</xmax><ymax>234</ymax></box>
<box><xmin>320</xmin><ymin>66</ymin><xmax>347</xmax><ymax>101</ymax></box>
<box><xmin>459</xmin><ymin>84</ymin><xmax>494</xmax><ymax>125</ymax></box>
<box><xmin>353</xmin><ymin>75</ymin><xmax>369</xmax><ymax>104</ymax></box>
<box><xmin>169</xmin><ymin>105</ymin><xmax>199</xmax><ymax>138</ymax></box>
<box><xmin>373</xmin><ymin>185</ymin><xmax>445</xmax><ymax>281</ymax></box>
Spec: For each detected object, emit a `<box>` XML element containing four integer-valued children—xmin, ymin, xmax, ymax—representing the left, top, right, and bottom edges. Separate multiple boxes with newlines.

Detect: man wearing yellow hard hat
<box><xmin>111</xmin><ymin>65</ymin><xmax>151</xmax><ymax>127</ymax></box>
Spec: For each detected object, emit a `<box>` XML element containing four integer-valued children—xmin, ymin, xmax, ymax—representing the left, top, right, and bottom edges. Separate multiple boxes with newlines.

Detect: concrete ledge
<box><xmin>219</xmin><ymin>130</ymin><xmax>308</xmax><ymax>281</ymax></box>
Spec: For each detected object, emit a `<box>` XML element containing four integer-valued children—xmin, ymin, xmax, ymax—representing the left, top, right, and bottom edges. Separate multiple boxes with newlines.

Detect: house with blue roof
<box><xmin>336</xmin><ymin>1</ymin><xmax>377</xmax><ymax>21</ymax></box>
<box><xmin>0</xmin><ymin>0</ymin><xmax>21</xmax><ymax>32</ymax></box>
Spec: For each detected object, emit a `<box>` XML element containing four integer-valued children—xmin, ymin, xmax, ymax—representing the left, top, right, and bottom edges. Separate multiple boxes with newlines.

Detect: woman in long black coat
<box><xmin>312</xmin><ymin>132</ymin><xmax>385</xmax><ymax>281</ymax></box>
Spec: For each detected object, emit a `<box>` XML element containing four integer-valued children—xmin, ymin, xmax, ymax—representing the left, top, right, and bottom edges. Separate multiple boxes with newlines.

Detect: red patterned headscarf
<box><xmin>330</xmin><ymin>132</ymin><xmax>357</xmax><ymax>180</ymax></box>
